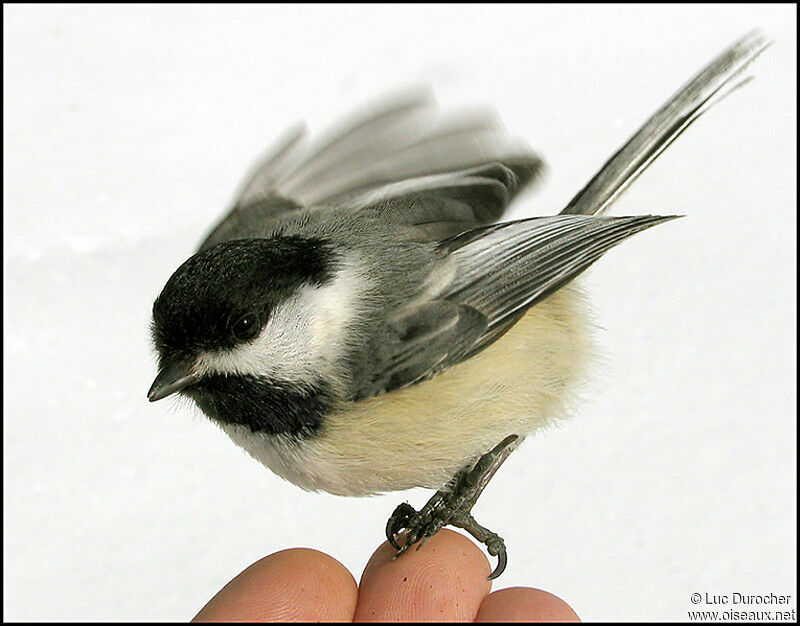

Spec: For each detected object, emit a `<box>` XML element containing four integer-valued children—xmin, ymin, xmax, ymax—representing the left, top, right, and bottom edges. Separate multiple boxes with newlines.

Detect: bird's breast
<box><xmin>217</xmin><ymin>284</ymin><xmax>594</xmax><ymax>496</ymax></box>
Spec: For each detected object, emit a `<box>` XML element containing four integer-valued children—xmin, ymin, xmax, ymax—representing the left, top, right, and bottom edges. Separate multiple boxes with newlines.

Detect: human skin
<box><xmin>193</xmin><ymin>529</ymin><xmax>579</xmax><ymax>622</ymax></box>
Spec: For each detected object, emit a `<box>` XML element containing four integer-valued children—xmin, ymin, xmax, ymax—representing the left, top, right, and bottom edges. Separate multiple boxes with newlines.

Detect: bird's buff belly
<box><xmin>219</xmin><ymin>284</ymin><xmax>593</xmax><ymax>496</ymax></box>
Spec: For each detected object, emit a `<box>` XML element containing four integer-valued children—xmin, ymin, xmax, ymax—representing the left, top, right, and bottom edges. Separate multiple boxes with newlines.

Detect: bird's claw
<box><xmin>384</xmin><ymin>435</ymin><xmax>519</xmax><ymax>578</ymax></box>
<box><xmin>386</xmin><ymin>502</ymin><xmax>416</xmax><ymax>551</ymax></box>
<box><xmin>386</xmin><ymin>500</ymin><xmax>509</xmax><ymax>578</ymax></box>
<box><xmin>485</xmin><ymin>536</ymin><xmax>508</xmax><ymax>580</ymax></box>
<box><xmin>387</xmin><ymin>502</ymin><xmax>448</xmax><ymax>559</ymax></box>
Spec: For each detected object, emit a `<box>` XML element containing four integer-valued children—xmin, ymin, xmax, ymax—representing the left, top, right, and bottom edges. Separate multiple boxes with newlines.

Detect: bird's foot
<box><xmin>385</xmin><ymin>434</ymin><xmax>519</xmax><ymax>579</ymax></box>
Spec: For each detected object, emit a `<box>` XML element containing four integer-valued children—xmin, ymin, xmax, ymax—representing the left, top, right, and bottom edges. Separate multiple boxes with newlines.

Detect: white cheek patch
<box><xmin>195</xmin><ymin>264</ymin><xmax>364</xmax><ymax>385</ymax></box>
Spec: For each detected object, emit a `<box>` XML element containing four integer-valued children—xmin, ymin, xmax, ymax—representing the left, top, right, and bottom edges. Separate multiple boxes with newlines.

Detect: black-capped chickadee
<box><xmin>148</xmin><ymin>33</ymin><xmax>767</xmax><ymax>578</ymax></box>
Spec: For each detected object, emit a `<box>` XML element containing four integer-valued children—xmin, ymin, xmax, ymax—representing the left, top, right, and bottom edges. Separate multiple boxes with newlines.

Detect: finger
<box><xmin>475</xmin><ymin>587</ymin><xmax>580</xmax><ymax>622</ymax></box>
<box><xmin>353</xmin><ymin>528</ymin><xmax>492</xmax><ymax>622</ymax></box>
<box><xmin>193</xmin><ymin>548</ymin><xmax>358</xmax><ymax>622</ymax></box>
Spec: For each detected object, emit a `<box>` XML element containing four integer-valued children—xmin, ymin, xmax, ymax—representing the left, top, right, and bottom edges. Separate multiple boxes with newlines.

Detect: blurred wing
<box><xmin>199</xmin><ymin>88</ymin><xmax>543</xmax><ymax>250</ymax></box>
<box><xmin>355</xmin><ymin>160</ymin><xmax>542</xmax><ymax>241</ymax></box>
<box><xmin>363</xmin><ymin>214</ymin><xmax>678</xmax><ymax>397</ymax></box>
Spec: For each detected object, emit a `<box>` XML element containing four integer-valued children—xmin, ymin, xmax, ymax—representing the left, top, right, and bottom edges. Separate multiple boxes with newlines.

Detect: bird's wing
<box><xmin>354</xmin><ymin>31</ymin><xmax>767</xmax><ymax>398</ymax></box>
<box><xmin>354</xmin><ymin>160</ymin><xmax>541</xmax><ymax>241</ymax></box>
<box><xmin>562</xmin><ymin>30</ymin><xmax>768</xmax><ymax>216</ymax></box>
<box><xmin>439</xmin><ymin>214</ymin><xmax>679</xmax><ymax>356</ymax></box>
<box><xmin>361</xmin><ymin>214</ymin><xmax>677</xmax><ymax>397</ymax></box>
<box><xmin>357</xmin><ymin>300</ymin><xmax>489</xmax><ymax>400</ymax></box>
<box><xmin>198</xmin><ymin>88</ymin><xmax>542</xmax><ymax>250</ymax></box>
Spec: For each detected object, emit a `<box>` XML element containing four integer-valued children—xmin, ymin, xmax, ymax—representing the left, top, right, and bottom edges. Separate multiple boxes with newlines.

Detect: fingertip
<box><xmin>353</xmin><ymin>528</ymin><xmax>492</xmax><ymax>622</ymax></box>
<box><xmin>476</xmin><ymin>587</ymin><xmax>580</xmax><ymax>622</ymax></box>
<box><xmin>193</xmin><ymin>548</ymin><xmax>357</xmax><ymax>622</ymax></box>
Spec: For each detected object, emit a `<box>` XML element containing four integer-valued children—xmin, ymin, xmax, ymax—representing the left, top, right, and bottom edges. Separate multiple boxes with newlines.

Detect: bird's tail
<box><xmin>561</xmin><ymin>30</ymin><xmax>769</xmax><ymax>216</ymax></box>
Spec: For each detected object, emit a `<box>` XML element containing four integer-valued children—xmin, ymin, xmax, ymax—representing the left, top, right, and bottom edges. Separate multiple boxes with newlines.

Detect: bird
<box><xmin>148</xmin><ymin>32</ymin><xmax>767</xmax><ymax>579</ymax></box>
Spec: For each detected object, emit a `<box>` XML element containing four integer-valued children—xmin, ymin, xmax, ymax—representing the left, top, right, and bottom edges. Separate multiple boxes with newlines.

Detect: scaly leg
<box><xmin>385</xmin><ymin>434</ymin><xmax>520</xmax><ymax>579</ymax></box>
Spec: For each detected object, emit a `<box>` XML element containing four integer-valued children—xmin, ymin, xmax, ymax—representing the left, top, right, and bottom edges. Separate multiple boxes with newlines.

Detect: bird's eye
<box><xmin>231</xmin><ymin>313</ymin><xmax>260</xmax><ymax>341</ymax></box>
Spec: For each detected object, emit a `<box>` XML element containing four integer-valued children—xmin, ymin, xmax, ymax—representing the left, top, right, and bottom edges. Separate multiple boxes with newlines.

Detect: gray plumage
<box><xmin>191</xmin><ymin>32</ymin><xmax>768</xmax><ymax>405</ymax></box>
<box><xmin>199</xmin><ymin>88</ymin><xmax>542</xmax><ymax>249</ymax></box>
<box><xmin>188</xmin><ymin>33</ymin><xmax>765</xmax><ymax>399</ymax></box>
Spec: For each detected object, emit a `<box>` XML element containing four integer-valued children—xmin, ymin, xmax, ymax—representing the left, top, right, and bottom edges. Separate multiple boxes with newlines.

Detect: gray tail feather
<box><xmin>561</xmin><ymin>30</ymin><xmax>769</xmax><ymax>216</ymax></box>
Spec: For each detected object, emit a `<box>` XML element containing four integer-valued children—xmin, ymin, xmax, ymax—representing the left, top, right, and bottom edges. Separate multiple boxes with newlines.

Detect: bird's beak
<box><xmin>147</xmin><ymin>361</ymin><xmax>200</xmax><ymax>402</ymax></box>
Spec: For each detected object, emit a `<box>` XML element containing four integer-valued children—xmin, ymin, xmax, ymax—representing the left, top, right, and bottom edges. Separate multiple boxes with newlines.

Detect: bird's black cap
<box><xmin>151</xmin><ymin>236</ymin><xmax>334</xmax><ymax>358</ymax></box>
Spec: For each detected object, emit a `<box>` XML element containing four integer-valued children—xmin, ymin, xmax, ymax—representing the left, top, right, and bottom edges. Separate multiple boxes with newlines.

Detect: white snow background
<box><xmin>4</xmin><ymin>4</ymin><xmax>796</xmax><ymax>621</ymax></box>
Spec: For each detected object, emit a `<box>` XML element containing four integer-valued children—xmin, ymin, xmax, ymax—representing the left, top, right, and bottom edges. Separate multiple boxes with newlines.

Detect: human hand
<box><xmin>193</xmin><ymin>529</ymin><xmax>579</xmax><ymax>622</ymax></box>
